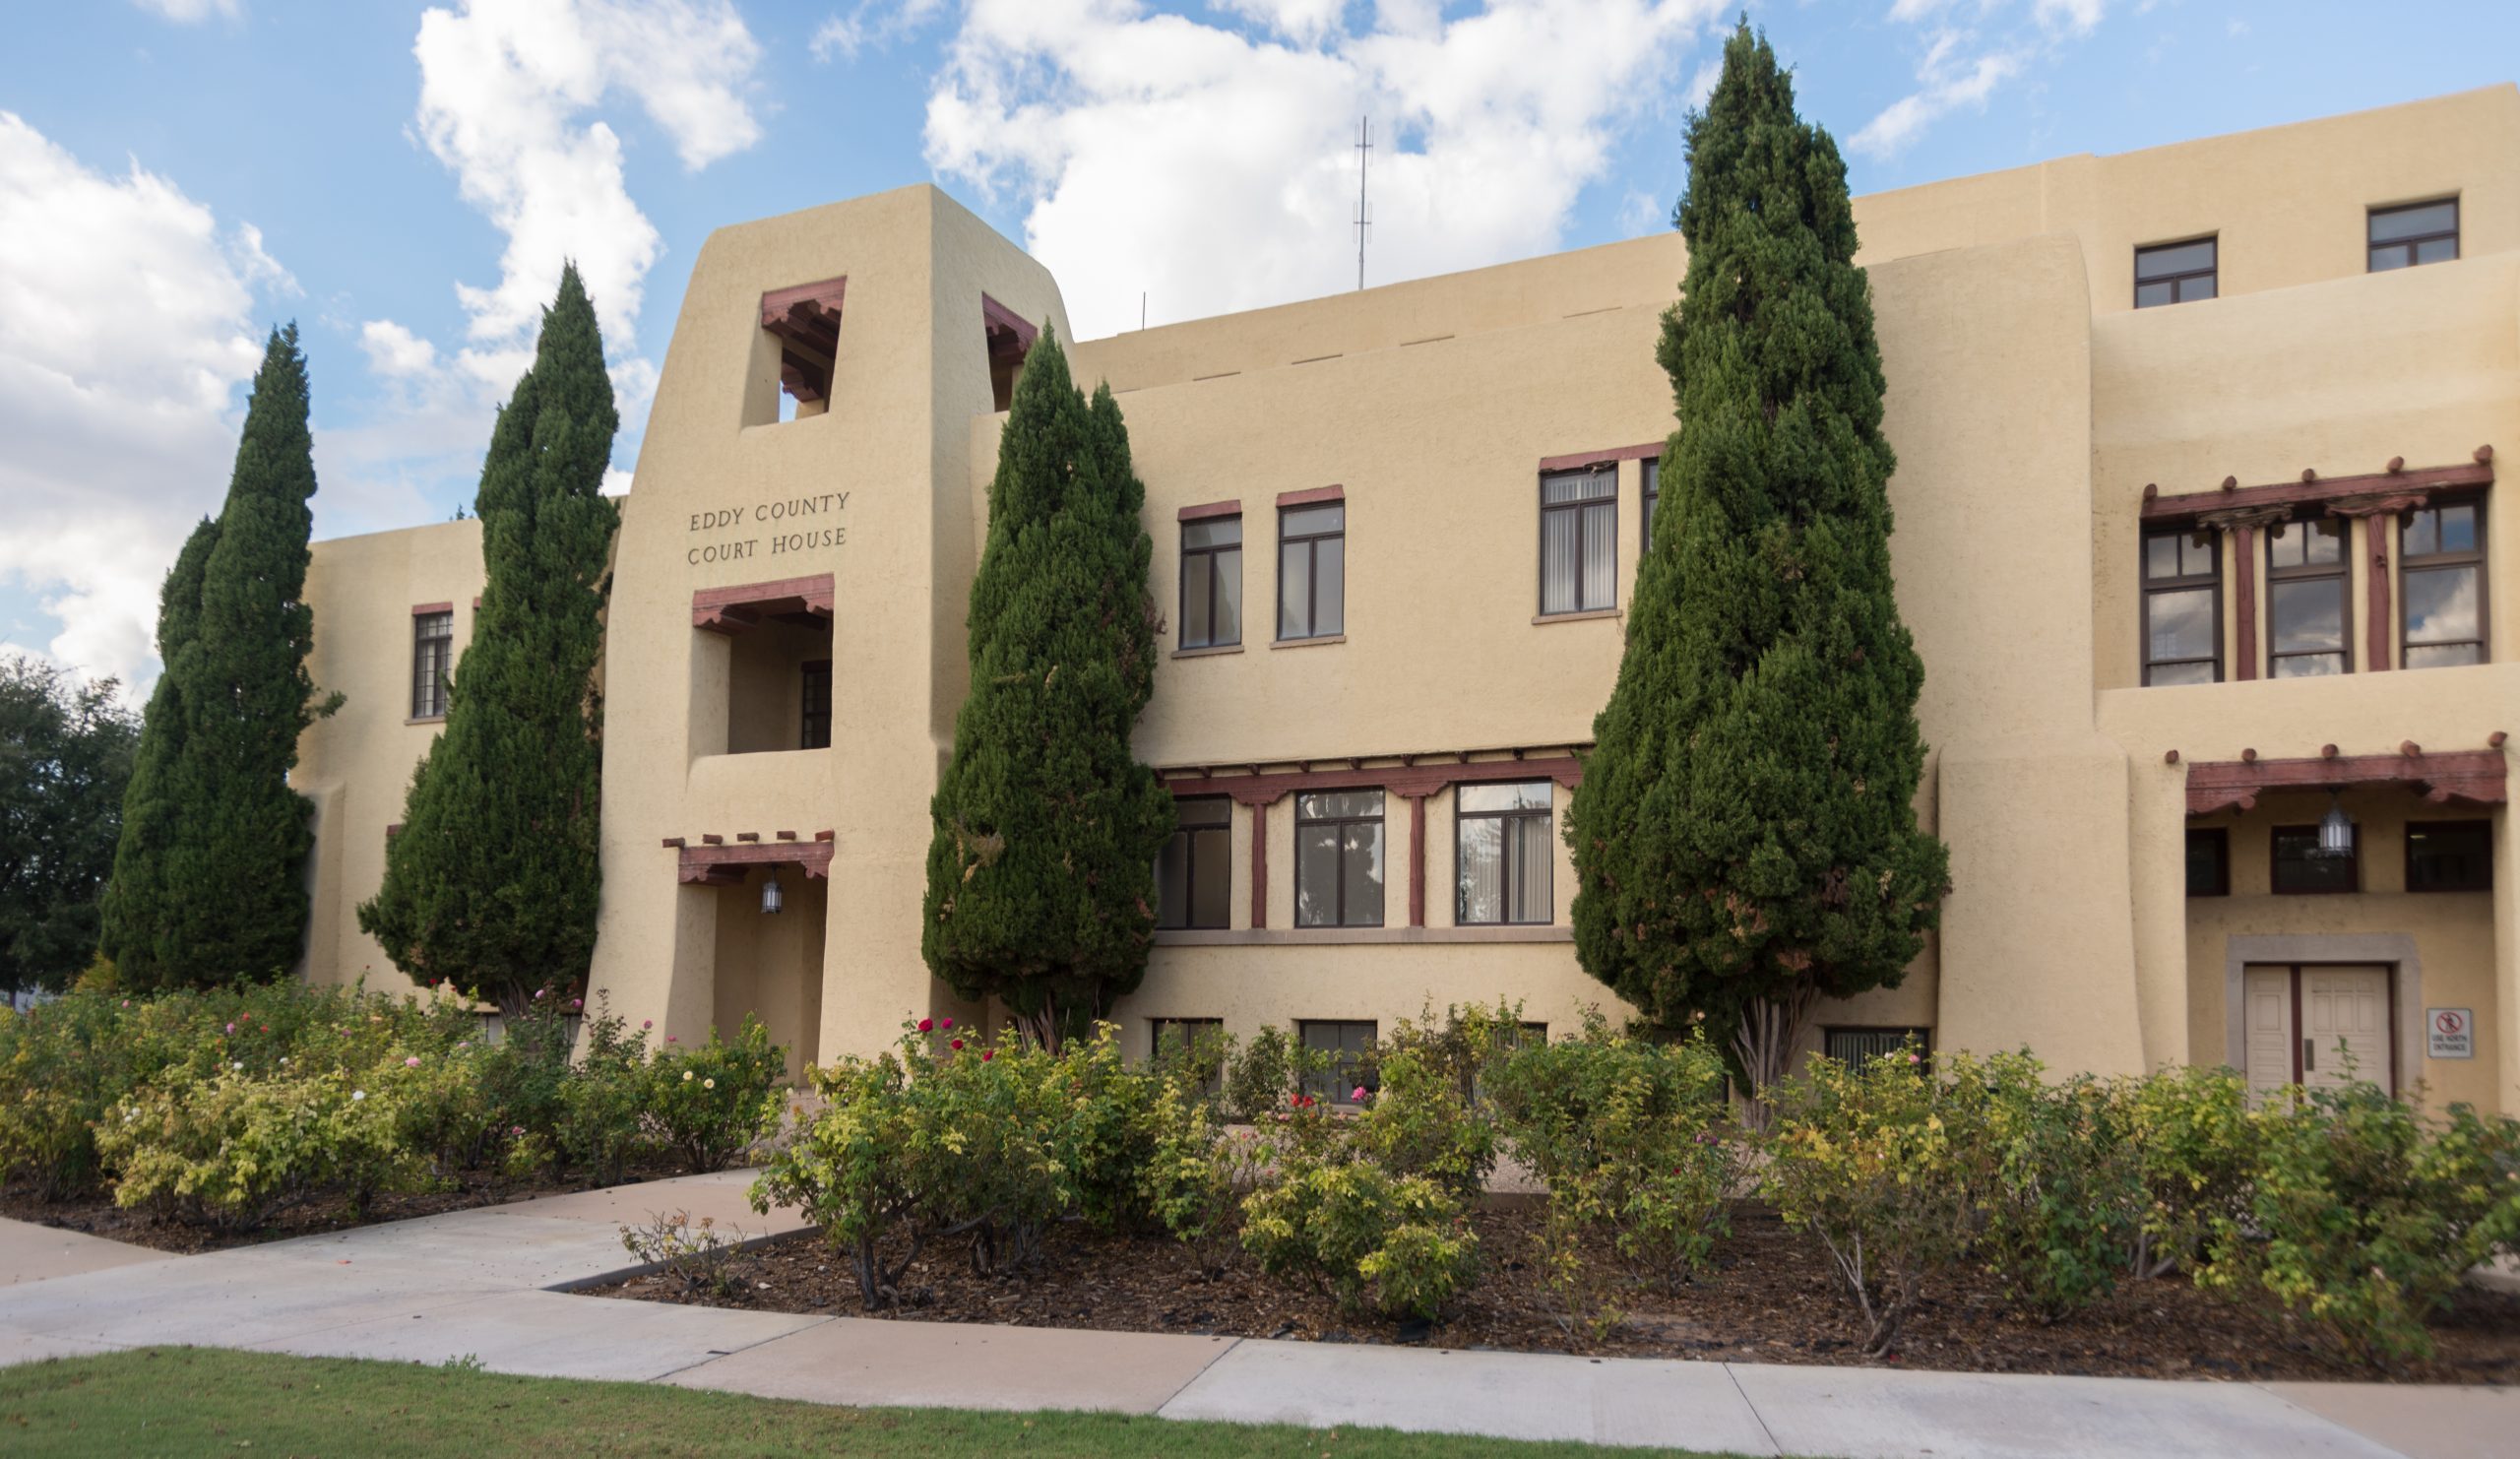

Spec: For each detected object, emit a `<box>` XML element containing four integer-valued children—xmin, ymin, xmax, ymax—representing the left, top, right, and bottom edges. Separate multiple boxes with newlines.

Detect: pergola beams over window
<box><xmin>692</xmin><ymin>574</ymin><xmax>836</xmax><ymax>636</ymax></box>
<box><xmin>761</xmin><ymin>277</ymin><xmax>847</xmax><ymax>405</ymax></box>
<box><xmin>2183</xmin><ymin>747</ymin><xmax>2506</xmax><ymax>817</ymax></box>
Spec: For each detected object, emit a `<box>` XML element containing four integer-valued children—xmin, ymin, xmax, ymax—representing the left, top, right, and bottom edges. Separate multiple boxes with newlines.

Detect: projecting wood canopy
<box><xmin>663</xmin><ymin>830</ymin><xmax>835</xmax><ymax>886</ymax></box>
<box><xmin>2184</xmin><ymin>748</ymin><xmax>2506</xmax><ymax>816</ymax></box>
<box><xmin>2139</xmin><ymin>454</ymin><xmax>2490</xmax><ymax>525</ymax></box>
<box><xmin>761</xmin><ymin>277</ymin><xmax>846</xmax><ymax>404</ymax></box>
<box><xmin>692</xmin><ymin>574</ymin><xmax>835</xmax><ymax>635</ymax></box>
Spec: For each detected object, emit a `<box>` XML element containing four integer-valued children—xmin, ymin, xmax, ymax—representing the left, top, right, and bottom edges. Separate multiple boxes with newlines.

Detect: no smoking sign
<box><xmin>2427</xmin><ymin>1007</ymin><xmax>2474</xmax><ymax>1059</ymax></box>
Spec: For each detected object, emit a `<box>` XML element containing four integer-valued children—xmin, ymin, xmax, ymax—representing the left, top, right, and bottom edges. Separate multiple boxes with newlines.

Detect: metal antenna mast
<box><xmin>1354</xmin><ymin>116</ymin><xmax>1372</xmax><ymax>290</ymax></box>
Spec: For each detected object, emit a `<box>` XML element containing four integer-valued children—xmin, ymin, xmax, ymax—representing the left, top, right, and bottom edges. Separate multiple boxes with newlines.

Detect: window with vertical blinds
<box><xmin>410</xmin><ymin>611</ymin><xmax>454</xmax><ymax>719</ymax></box>
<box><xmin>1455</xmin><ymin>781</ymin><xmax>1553</xmax><ymax>925</ymax></box>
<box><xmin>1540</xmin><ymin>468</ymin><xmax>1616</xmax><ymax>614</ymax></box>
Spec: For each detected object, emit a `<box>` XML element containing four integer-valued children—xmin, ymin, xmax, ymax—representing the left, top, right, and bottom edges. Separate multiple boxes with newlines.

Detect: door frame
<box><xmin>2244</xmin><ymin>962</ymin><xmax>2399</xmax><ymax>1096</ymax></box>
<box><xmin>2222</xmin><ymin>932</ymin><xmax>2421</xmax><ymax>1096</ymax></box>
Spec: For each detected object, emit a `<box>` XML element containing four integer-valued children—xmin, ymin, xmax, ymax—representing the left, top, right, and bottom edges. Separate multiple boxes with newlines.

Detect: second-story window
<box><xmin>1457</xmin><ymin>781</ymin><xmax>1554</xmax><ymax>925</ymax></box>
<box><xmin>2403</xmin><ymin>498</ymin><xmax>2486</xmax><ymax>666</ymax></box>
<box><xmin>410</xmin><ymin>610</ymin><xmax>454</xmax><ymax>719</ymax></box>
<box><xmin>1640</xmin><ymin>457</ymin><xmax>1662</xmax><ymax>549</ymax></box>
<box><xmin>2266</xmin><ymin>516</ymin><xmax>2350</xmax><ymax>677</ymax></box>
<box><xmin>800</xmin><ymin>660</ymin><xmax>832</xmax><ymax>749</ymax></box>
<box><xmin>2134</xmin><ymin>237</ymin><xmax>2217</xmax><ymax>307</ymax></box>
<box><xmin>2142</xmin><ymin>526</ymin><xmax>2221</xmax><ymax>685</ymax></box>
<box><xmin>1156</xmin><ymin>797</ymin><xmax>1232</xmax><ymax>930</ymax></box>
<box><xmin>1540</xmin><ymin>467</ymin><xmax>1616</xmax><ymax>615</ymax></box>
<box><xmin>2369</xmin><ymin>200</ymin><xmax>2458</xmax><ymax>271</ymax></box>
<box><xmin>1277</xmin><ymin>503</ymin><xmax>1345</xmax><ymax>641</ymax></box>
<box><xmin>1180</xmin><ymin>516</ymin><xmax>1242</xmax><ymax>650</ymax></box>
<box><xmin>1295</xmin><ymin>790</ymin><xmax>1383</xmax><ymax>927</ymax></box>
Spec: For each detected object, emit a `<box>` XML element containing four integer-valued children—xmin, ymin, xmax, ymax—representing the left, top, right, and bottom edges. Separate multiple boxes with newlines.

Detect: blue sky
<box><xmin>3</xmin><ymin>0</ymin><xmax>2516</xmax><ymax>691</ymax></box>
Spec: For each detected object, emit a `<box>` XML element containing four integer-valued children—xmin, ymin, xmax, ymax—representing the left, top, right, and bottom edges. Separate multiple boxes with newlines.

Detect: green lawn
<box><xmin>0</xmin><ymin>1347</ymin><xmax>1737</xmax><ymax>1457</ymax></box>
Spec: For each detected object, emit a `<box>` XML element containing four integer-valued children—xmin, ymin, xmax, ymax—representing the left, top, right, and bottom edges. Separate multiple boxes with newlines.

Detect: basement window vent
<box><xmin>760</xmin><ymin>277</ymin><xmax>846</xmax><ymax>421</ymax></box>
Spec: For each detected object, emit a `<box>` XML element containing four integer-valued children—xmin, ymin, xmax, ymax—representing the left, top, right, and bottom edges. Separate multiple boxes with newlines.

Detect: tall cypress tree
<box><xmin>360</xmin><ymin>266</ymin><xmax>618</xmax><ymax>1013</ymax></box>
<box><xmin>922</xmin><ymin>328</ymin><xmax>1173</xmax><ymax>1047</ymax></box>
<box><xmin>1565</xmin><ymin>24</ymin><xmax>1948</xmax><ymax>1107</ymax></box>
<box><xmin>99</xmin><ymin>326</ymin><xmax>335</xmax><ymax>990</ymax></box>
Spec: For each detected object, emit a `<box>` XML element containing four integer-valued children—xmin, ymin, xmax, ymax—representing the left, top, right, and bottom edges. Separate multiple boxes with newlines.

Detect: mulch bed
<box><xmin>587</xmin><ymin>1198</ymin><xmax>2520</xmax><ymax>1384</ymax></box>
<box><xmin>0</xmin><ymin>1163</ymin><xmax>686</xmax><ymax>1256</ymax></box>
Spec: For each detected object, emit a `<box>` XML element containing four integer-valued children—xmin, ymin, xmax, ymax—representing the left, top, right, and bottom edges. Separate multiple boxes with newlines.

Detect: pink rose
<box><xmin>942</xmin><ymin>1017</ymin><xmax>954</xmax><ymax>1031</ymax></box>
<box><xmin>1352</xmin><ymin>1087</ymin><xmax>1367</xmax><ymax>1103</ymax></box>
<box><xmin>405</xmin><ymin>1056</ymin><xmax>421</xmax><ymax>1068</ymax></box>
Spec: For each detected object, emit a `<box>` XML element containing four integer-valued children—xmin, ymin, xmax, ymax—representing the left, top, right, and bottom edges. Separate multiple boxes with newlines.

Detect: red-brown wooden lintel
<box><xmin>2183</xmin><ymin>749</ymin><xmax>2506</xmax><ymax>816</ymax></box>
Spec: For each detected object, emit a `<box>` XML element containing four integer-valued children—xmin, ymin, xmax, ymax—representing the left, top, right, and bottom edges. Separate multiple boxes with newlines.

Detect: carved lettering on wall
<box><xmin>685</xmin><ymin>492</ymin><xmax>850</xmax><ymax>566</ymax></box>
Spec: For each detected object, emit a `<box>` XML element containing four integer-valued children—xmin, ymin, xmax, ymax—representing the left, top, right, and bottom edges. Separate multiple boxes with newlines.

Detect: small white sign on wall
<box><xmin>2426</xmin><ymin>1007</ymin><xmax>2474</xmax><ymax>1059</ymax></box>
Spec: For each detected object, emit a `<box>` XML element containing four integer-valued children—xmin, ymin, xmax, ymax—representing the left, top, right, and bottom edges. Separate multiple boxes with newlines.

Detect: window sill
<box><xmin>1272</xmin><ymin>634</ymin><xmax>1346</xmax><ymax>650</ymax></box>
<box><xmin>405</xmin><ymin>715</ymin><xmax>446</xmax><ymax>726</ymax></box>
<box><xmin>1171</xmin><ymin>643</ymin><xmax>1244</xmax><ymax>660</ymax></box>
<box><xmin>1153</xmin><ymin>925</ymin><xmax>1573</xmax><ymax>946</ymax></box>
<box><xmin>1533</xmin><ymin>608</ymin><xmax>1617</xmax><ymax>625</ymax></box>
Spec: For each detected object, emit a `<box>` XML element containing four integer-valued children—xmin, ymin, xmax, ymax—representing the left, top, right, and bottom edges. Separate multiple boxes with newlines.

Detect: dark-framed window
<box><xmin>1540</xmin><ymin>467</ymin><xmax>1617</xmax><ymax>615</ymax></box>
<box><xmin>800</xmin><ymin>660</ymin><xmax>832</xmax><ymax>748</ymax></box>
<box><xmin>2405</xmin><ymin>821</ymin><xmax>2492</xmax><ymax>893</ymax></box>
<box><xmin>411</xmin><ymin>610</ymin><xmax>454</xmax><ymax>719</ymax></box>
<box><xmin>1295</xmin><ymin>790</ymin><xmax>1384</xmax><ymax>927</ymax></box>
<box><xmin>1156</xmin><ymin>797</ymin><xmax>1232</xmax><ymax>930</ymax></box>
<box><xmin>2369</xmin><ymin>199</ymin><xmax>2458</xmax><ymax>272</ymax></box>
<box><xmin>1456</xmin><ymin>781</ymin><xmax>1553</xmax><ymax>925</ymax></box>
<box><xmin>1464</xmin><ymin>1020</ymin><xmax>1548</xmax><ymax>1105</ymax></box>
<box><xmin>1180</xmin><ymin>516</ymin><xmax>1243</xmax><ymax>650</ymax></box>
<box><xmin>1824</xmin><ymin>1027</ymin><xmax>1932</xmax><ymax>1068</ymax></box>
<box><xmin>2142</xmin><ymin>526</ymin><xmax>2221</xmax><ymax>685</ymax></box>
<box><xmin>1277</xmin><ymin>502</ymin><xmax>1345</xmax><ymax>641</ymax></box>
<box><xmin>2272</xmin><ymin>825</ymin><xmax>2359</xmax><ymax>895</ymax></box>
<box><xmin>1640</xmin><ymin>457</ymin><xmax>1662</xmax><ymax>549</ymax></box>
<box><xmin>2134</xmin><ymin>236</ymin><xmax>2217</xmax><ymax>308</ymax></box>
<box><xmin>2186</xmin><ymin>827</ymin><xmax>2230</xmax><ymax>897</ymax></box>
<box><xmin>1299</xmin><ymin>1019</ymin><xmax>1377</xmax><ymax>1105</ymax></box>
<box><xmin>2266</xmin><ymin>515</ymin><xmax>2350</xmax><ymax>678</ymax></box>
<box><xmin>2402</xmin><ymin>498</ymin><xmax>2486</xmax><ymax>667</ymax></box>
<box><xmin>1151</xmin><ymin>1017</ymin><xmax>1227</xmax><ymax>1095</ymax></box>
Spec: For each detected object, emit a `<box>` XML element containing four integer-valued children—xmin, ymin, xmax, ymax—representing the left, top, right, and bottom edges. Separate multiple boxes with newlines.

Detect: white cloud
<box><xmin>131</xmin><ymin>0</ymin><xmax>241</xmax><ymax>21</ymax></box>
<box><xmin>0</xmin><ymin>111</ymin><xmax>281</xmax><ymax>689</ymax></box>
<box><xmin>359</xmin><ymin>319</ymin><xmax>440</xmax><ymax>379</ymax></box>
<box><xmin>923</xmin><ymin>0</ymin><xmax>1725</xmax><ymax>340</ymax></box>
<box><xmin>812</xmin><ymin>0</ymin><xmax>947</xmax><ymax>60</ymax></box>
<box><xmin>1853</xmin><ymin>0</ymin><xmax>2110</xmax><ymax>160</ymax></box>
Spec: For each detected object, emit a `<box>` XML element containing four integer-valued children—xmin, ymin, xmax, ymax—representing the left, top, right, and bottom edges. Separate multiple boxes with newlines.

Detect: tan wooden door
<box><xmin>2300</xmin><ymin>965</ymin><xmax>2391</xmax><ymax>1091</ymax></box>
<box><xmin>2242</xmin><ymin>966</ymin><xmax>2295</xmax><ymax>1097</ymax></box>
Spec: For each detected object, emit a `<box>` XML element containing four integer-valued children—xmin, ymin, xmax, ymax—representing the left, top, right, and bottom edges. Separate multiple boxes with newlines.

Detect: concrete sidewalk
<box><xmin>1</xmin><ymin>1174</ymin><xmax>2509</xmax><ymax>1458</ymax></box>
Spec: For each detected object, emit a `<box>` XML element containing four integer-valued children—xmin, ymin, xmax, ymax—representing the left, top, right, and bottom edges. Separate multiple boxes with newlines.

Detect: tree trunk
<box><xmin>1730</xmin><ymin>981</ymin><xmax>1820</xmax><ymax>1132</ymax></box>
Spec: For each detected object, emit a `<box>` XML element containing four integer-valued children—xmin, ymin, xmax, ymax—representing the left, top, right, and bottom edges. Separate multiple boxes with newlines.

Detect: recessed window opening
<box><xmin>1456</xmin><ymin>781</ymin><xmax>1554</xmax><ymax>925</ymax></box>
<box><xmin>2186</xmin><ymin>827</ymin><xmax>2230</xmax><ymax>897</ymax></box>
<box><xmin>1298</xmin><ymin>1020</ymin><xmax>1377</xmax><ymax>1105</ymax></box>
<box><xmin>2266</xmin><ymin>515</ymin><xmax>2350</xmax><ymax>677</ymax></box>
<box><xmin>2271</xmin><ymin>823</ymin><xmax>2359</xmax><ymax>895</ymax></box>
<box><xmin>1180</xmin><ymin>516</ymin><xmax>1243</xmax><ymax>650</ymax></box>
<box><xmin>2406</xmin><ymin>821</ymin><xmax>2491</xmax><ymax>892</ymax></box>
<box><xmin>724</xmin><ymin>614</ymin><xmax>834</xmax><ymax>754</ymax></box>
<box><xmin>411</xmin><ymin>608</ymin><xmax>454</xmax><ymax>719</ymax></box>
<box><xmin>1825</xmin><ymin>1027</ymin><xmax>1932</xmax><ymax>1069</ymax></box>
<box><xmin>2134</xmin><ymin>237</ymin><xmax>2217</xmax><ymax>307</ymax></box>
<box><xmin>761</xmin><ymin>277</ymin><xmax>846</xmax><ymax>420</ymax></box>
<box><xmin>800</xmin><ymin>660</ymin><xmax>833</xmax><ymax>750</ymax></box>
<box><xmin>982</xmin><ymin>294</ymin><xmax>1039</xmax><ymax>412</ymax></box>
<box><xmin>1157</xmin><ymin>797</ymin><xmax>1232</xmax><ymax>929</ymax></box>
<box><xmin>2141</xmin><ymin>526</ymin><xmax>2221</xmax><ymax>685</ymax></box>
<box><xmin>1278</xmin><ymin>502</ymin><xmax>1345</xmax><ymax>641</ymax></box>
<box><xmin>2368</xmin><ymin>199</ymin><xmax>2458</xmax><ymax>271</ymax></box>
<box><xmin>1540</xmin><ymin>467</ymin><xmax>1616</xmax><ymax>614</ymax></box>
<box><xmin>2403</xmin><ymin>498</ymin><xmax>2487</xmax><ymax>666</ymax></box>
<box><xmin>1640</xmin><ymin>457</ymin><xmax>1662</xmax><ymax>548</ymax></box>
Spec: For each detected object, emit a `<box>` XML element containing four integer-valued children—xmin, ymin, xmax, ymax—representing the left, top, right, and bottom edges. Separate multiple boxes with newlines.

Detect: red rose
<box><xmin>917</xmin><ymin>1017</ymin><xmax>934</xmax><ymax>1033</ymax></box>
<box><xmin>980</xmin><ymin>1049</ymin><xmax>994</xmax><ymax>1062</ymax></box>
<box><xmin>950</xmin><ymin>1039</ymin><xmax>965</xmax><ymax>1050</ymax></box>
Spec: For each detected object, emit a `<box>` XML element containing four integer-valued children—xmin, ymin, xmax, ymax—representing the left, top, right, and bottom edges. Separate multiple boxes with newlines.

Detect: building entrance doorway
<box><xmin>709</xmin><ymin>868</ymin><xmax>826</xmax><ymax>1081</ymax></box>
<box><xmin>2240</xmin><ymin>964</ymin><xmax>2392</xmax><ymax>1097</ymax></box>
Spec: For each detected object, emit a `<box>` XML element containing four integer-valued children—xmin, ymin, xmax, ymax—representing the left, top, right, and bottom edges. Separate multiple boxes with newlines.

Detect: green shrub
<box><xmin>97</xmin><ymin>1062</ymin><xmax>427</xmax><ymax>1225</ymax></box>
<box><xmin>1951</xmin><ymin>1052</ymin><xmax>2143</xmax><ymax>1320</ymax></box>
<box><xmin>1485</xmin><ymin>1018</ymin><xmax>1739</xmax><ymax>1328</ymax></box>
<box><xmin>2122</xmin><ymin>1064</ymin><xmax>2260</xmax><ymax>1278</ymax></box>
<box><xmin>1351</xmin><ymin>1014</ymin><xmax>1498</xmax><ymax>1202</ymax></box>
<box><xmin>555</xmin><ymin>1014</ymin><xmax>653</xmax><ymax>1187</ymax></box>
<box><xmin>1223</xmin><ymin>1026</ymin><xmax>1305</xmax><ymax>1124</ymax></box>
<box><xmin>1762</xmin><ymin>1046</ymin><xmax>1979</xmax><ymax>1355</ymax></box>
<box><xmin>2197</xmin><ymin>1079</ymin><xmax>2520</xmax><ymax>1365</ymax></box>
<box><xmin>1239</xmin><ymin>1152</ymin><xmax>1477</xmax><ymax>1319</ymax></box>
<box><xmin>645</xmin><ymin>1016</ymin><xmax>786</xmax><ymax>1174</ymax></box>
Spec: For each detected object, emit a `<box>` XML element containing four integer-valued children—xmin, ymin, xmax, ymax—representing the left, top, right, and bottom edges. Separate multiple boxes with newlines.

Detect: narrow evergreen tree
<box><xmin>360</xmin><ymin>266</ymin><xmax>619</xmax><ymax>1014</ymax></box>
<box><xmin>99</xmin><ymin>326</ymin><xmax>336</xmax><ymax>990</ymax></box>
<box><xmin>1565</xmin><ymin>24</ymin><xmax>1949</xmax><ymax>1108</ymax></box>
<box><xmin>922</xmin><ymin>328</ymin><xmax>1173</xmax><ymax>1047</ymax></box>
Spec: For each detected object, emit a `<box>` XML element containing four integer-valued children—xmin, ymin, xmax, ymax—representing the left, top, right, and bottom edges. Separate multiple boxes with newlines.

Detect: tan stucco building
<box><xmin>295</xmin><ymin>87</ymin><xmax>2520</xmax><ymax>1112</ymax></box>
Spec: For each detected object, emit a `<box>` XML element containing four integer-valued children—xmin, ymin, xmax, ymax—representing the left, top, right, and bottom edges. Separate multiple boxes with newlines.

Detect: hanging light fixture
<box><xmin>2312</xmin><ymin>792</ymin><xmax>2356</xmax><ymax>859</ymax></box>
<box><xmin>761</xmin><ymin>871</ymin><xmax>785</xmax><ymax>915</ymax></box>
